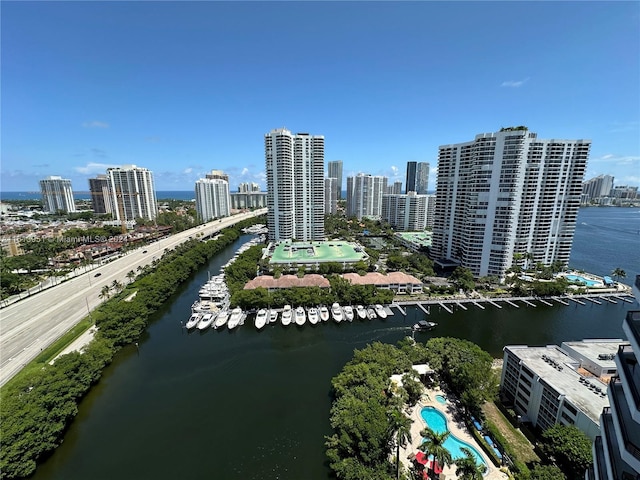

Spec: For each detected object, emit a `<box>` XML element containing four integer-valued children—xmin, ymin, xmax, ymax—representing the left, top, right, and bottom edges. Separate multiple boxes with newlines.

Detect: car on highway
<box><xmin>94</xmin><ymin>272</ymin><xmax>102</xmax><ymax>277</ymax></box>
<box><xmin>142</xmin><ymin>250</ymin><xmax>148</xmax><ymax>253</ymax></box>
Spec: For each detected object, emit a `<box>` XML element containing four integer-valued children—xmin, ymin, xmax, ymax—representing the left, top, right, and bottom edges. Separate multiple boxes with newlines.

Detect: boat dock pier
<box><xmin>520</xmin><ymin>299</ymin><xmax>537</xmax><ymax>307</ymax></box>
<box><xmin>416</xmin><ymin>303</ymin><xmax>430</xmax><ymax>315</ymax></box>
<box><xmin>537</xmin><ymin>298</ymin><xmax>554</xmax><ymax>307</ymax></box>
<box><xmin>455</xmin><ymin>301</ymin><xmax>468</xmax><ymax>310</ymax></box>
<box><xmin>586</xmin><ymin>297</ymin><xmax>602</xmax><ymax>305</ymax></box>
<box><xmin>553</xmin><ymin>297</ymin><xmax>570</xmax><ymax>306</ymax></box>
<box><xmin>438</xmin><ymin>302</ymin><xmax>453</xmax><ymax>314</ymax></box>
<box><xmin>472</xmin><ymin>301</ymin><xmax>485</xmax><ymax>310</ymax></box>
<box><xmin>601</xmin><ymin>296</ymin><xmax>617</xmax><ymax>304</ymax></box>
<box><xmin>615</xmin><ymin>295</ymin><xmax>634</xmax><ymax>303</ymax></box>
<box><xmin>486</xmin><ymin>299</ymin><xmax>502</xmax><ymax>309</ymax></box>
<box><xmin>569</xmin><ymin>297</ymin><xmax>585</xmax><ymax>305</ymax></box>
<box><xmin>392</xmin><ymin>303</ymin><xmax>406</xmax><ymax>316</ymax></box>
<box><xmin>503</xmin><ymin>299</ymin><xmax>520</xmax><ymax>308</ymax></box>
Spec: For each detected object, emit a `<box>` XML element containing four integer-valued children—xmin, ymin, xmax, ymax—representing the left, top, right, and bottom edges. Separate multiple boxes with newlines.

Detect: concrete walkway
<box><xmin>399</xmin><ymin>386</ymin><xmax>509</xmax><ymax>480</ymax></box>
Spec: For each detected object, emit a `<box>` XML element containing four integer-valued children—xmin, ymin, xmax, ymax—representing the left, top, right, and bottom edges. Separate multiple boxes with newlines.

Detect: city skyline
<box><xmin>2</xmin><ymin>2</ymin><xmax>638</xmax><ymax>192</ymax></box>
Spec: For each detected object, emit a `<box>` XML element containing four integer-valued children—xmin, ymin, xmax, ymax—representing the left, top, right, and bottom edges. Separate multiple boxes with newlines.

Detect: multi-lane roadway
<box><xmin>0</xmin><ymin>209</ymin><xmax>266</xmax><ymax>386</ymax></box>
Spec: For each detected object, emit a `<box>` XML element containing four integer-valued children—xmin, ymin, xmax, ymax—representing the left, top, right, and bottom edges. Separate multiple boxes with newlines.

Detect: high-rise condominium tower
<box><xmin>381</xmin><ymin>192</ymin><xmax>428</xmax><ymax>231</ymax></box>
<box><xmin>327</xmin><ymin>160</ymin><xmax>343</xmax><ymax>199</ymax></box>
<box><xmin>265</xmin><ymin>128</ymin><xmax>324</xmax><ymax>241</ymax></box>
<box><xmin>324</xmin><ymin>177</ymin><xmax>338</xmax><ymax>215</ymax></box>
<box><xmin>405</xmin><ymin>161</ymin><xmax>430</xmax><ymax>194</ymax></box>
<box><xmin>431</xmin><ymin>128</ymin><xmax>589</xmax><ymax>279</ymax></box>
<box><xmin>195</xmin><ymin>171</ymin><xmax>231</xmax><ymax>222</ymax></box>
<box><xmin>88</xmin><ymin>174</ymin><xmax>114</xmax><ymax>214</ymax></box>
<box><xmin>346</xmin><ymin>173</ymin><xmax>388</xmax><ymax>220</ymax></box>
<box><xmin>107</xmin><ymin>165</ymin><xmax>158</xmax><ymax>222</ymax></box>
<box><xmin>583</xmin><ymin>175</ymin><xmax>614</xmax><ymax>201</ymax></box>
<box><xmin>39</xmin><ymin>176</ymin><xmax>76</xmax><ymax>213</ymax></box>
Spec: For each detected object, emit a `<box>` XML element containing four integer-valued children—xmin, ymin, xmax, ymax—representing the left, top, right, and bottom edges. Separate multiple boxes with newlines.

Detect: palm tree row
<box><xmin>417</xmin><ymin>427</ymin><xmax>486</xmax><ymax>480</ymax></box>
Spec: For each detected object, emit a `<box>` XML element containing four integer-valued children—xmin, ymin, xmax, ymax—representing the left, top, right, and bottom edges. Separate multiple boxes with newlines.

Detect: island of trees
<box><xmin>326</xmin><ymin>338</ymin><xmax>592</xmax><ymax>480</ymax></box>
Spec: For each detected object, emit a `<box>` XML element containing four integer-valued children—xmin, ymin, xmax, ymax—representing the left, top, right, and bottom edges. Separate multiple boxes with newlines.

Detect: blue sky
<box><xmin>2</xmin><ymin>1</ymin><xmax>639</xmax><ymax>193</ymax></box>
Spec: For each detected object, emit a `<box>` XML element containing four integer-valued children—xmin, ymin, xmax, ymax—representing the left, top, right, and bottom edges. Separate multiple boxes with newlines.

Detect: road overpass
<box><xmin>0</xmin><ymin>209</ymin><xmax>266</xmax><ymax>386</ymax></box>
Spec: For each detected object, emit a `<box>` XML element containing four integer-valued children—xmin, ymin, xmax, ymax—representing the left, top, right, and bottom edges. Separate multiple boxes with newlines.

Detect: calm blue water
<box><xmin>0</xmin><ymin>190</ymin><xmax>195</xmax><ymax>201</ymax></box>
<box><xmin>421</xmin><ymin>406</ymin><xmax>487</xmax><ymax>467</ymax></box>
<box><xmin>435</xmin><ymin>394</ymin><xmax>448</xmax><ymax>404</ymax></box>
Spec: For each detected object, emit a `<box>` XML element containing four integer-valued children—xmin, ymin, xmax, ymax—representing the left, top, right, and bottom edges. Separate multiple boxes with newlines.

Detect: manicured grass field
<box><xmin>270</xmin><ymin>241</ymin><xmax>367</xmax><ymax>264</ymax></box>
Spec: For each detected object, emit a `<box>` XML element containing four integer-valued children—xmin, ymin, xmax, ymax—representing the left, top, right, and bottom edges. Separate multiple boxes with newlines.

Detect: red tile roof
<box><xmin>342</xmin><ymin>272</ymin><xmax>422</xmax><ymax>286</ymax></box>
<box><xmin>244</xmin><ymin>274</ymin><xmax>330</xmax><ymax>290</ymax></box>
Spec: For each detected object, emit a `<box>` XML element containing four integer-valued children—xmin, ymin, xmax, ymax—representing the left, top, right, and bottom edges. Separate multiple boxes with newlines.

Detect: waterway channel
<box><xmin>32</xmin><ymin>208</ymin><xmax>640</xmax><ymax>480</ymax></box>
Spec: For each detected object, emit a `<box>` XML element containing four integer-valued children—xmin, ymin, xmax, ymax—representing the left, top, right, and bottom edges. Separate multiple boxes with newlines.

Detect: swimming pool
<box><xmin>435</xmin><ymin>394</ymin><xmax>447</xmax><ymax>404</ymax></box>
<box><xmin>420</xmin><ymin>407</ymin><xmax>487</xmax><ymax>469</ymax></box>
<box><xmin>564</xmin><ymin>274</ymin><xmax>601</xmax><ymax>287</ymax></box>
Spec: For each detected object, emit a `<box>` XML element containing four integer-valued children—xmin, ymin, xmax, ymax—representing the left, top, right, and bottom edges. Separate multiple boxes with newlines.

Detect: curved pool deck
<box><xmin>399</xmin><ymin>387</ymin><xmax>508</xmax><ymax>480</ymax></box>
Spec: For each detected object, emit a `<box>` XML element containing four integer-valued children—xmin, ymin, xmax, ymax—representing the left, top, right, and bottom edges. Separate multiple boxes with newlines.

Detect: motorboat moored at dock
<box><xmin>281</xmin><ymin>305</ymin><xmax>292</xmax><ymax>326</ymax></box>
<box><xmin>197</xmin><ymin>312</ymin><xmax>216</xmax><ymax>330</ymax></box>
<box><xmin>355</xmin><ymin>305</ymin><xmax>367</xmax><ymax>320</ymax></box>
<box><xmin>343</xmin><ymin>305</ymin><xmax>354</xmax><ymax>322</ymax></box>
<box><xmin>308</xmin><ymin>307</ymin><xmax>319</xmax><ymax>325</ymax></box>
<box><xmin>331</xmin><ymin>303</ymin><xmax>343</xmax><ymax>323</ymax></box>
<box><xmin>214</xmin><ymin>310</ymin><xmax>229</xmax><ymax>329</ymax></box>
<box><xmin>295</xmin><ymin>306</ymin><xmax>306</xmax><ymax>326</ymax></box>
<box><xmin>255</xmin><ymin>309</ymin><xmax>268</xmax><ymax>330</ymax></box>
<box><xmin>319</xmin><ymin>306</ymin><xmax>330</xmax><ymax>322</ymax></box>
<box><xmin>185</xmin><ymin>313</ymin><xmax>201</xmax><ymax>329</ymax></box>
<box><xmin>374</xmin><ymin>304</ymin><xmax>387</xmax><ymax>319</ymax></box>
<box><xmin>227</xmin><ymin>307</ymin><xmax>243</xmax><ymax>330</ymax></box>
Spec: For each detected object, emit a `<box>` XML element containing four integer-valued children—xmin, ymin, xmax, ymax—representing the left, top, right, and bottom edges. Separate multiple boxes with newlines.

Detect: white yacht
<box><xmin>319</xmin><ymin>306</ymin><xmax>330</xmax><ymax>322</ymax></box>
<box><xmin>227</xmin><ymin>307</ymin><xmax>243</xmax><ymax>330</ymax></box>
<box><xmin>269</xmin><ymin>309</ymin><xmax>278</xmax><ymax>324</ymax></box>
<box><xmin>331</xmin><ymin>302</ymin><xmax>343</xmax><ymax>323</ymax></box>
<box><xmin>281</xmin><ymin>305</ymin><xmax>292</xmax><ymax>326</ymax></box>
<box><xmin>214</xmin><ymin>310</ymin><xmax>229</xmax><ymax>329</ymax></box>
<box><xmin>255</xmin><ymin>309</ymin><xmax>268</xmax><ymax>330</ymax></box>
<box><xmin>375</xmin><ymin>304</ymin><xmax>387</xmax><ymax>319</ymax></box>
<box><xmin>343</xmin><ymin>305</ymin><xmax>354</xmax><ymax>322</ymax></box>
<box><xmin>355</xmin><ymin>305</ymin><xmax>367</xmax><ymax>320</ymax></box>
<box><xmin>367</xmin><ymin>307</ymin><xmax>377</xmax><ymax>319</ymax></box>
<box><xmin>197</xmin><ymin>312</ymin><xmax>215</xmax><ymax>330</ymax></box>
<box><xmin>295</xmin><ymin>306</ymin><xmax>306</xmax><ymax>326</ymax></box>
<box><xmin>185</xmin><ymin>313</ymin><xmax>201</xmax><ymax>329</ymax></box>
<box><xmin>307</xmin><ymin>307</ymin><xmax>319</xmax><ymax>325</ymax></box>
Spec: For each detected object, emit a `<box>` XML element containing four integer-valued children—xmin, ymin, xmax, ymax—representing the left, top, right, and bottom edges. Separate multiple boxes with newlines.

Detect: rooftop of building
<box><xmin>268</xmin><ymin>240</ymin><xmax>368</xmax><ymax>264</ymax></box>
<box><xmin>560</xmin><ymin>340</ymin><xmax>622</xmax><ymax>370</ymax></box>
<box><xmin>244</xmin><ymin>274</ymin><xmax>330</xmax><ymax>290</ymax></box>
<box><xmin>505</xmin><ymin>343</ymin><xmax>615</xmax><ymax>423</ymax></box>
<box><xmin>342</xmin><ymin>271</ymin><xmax>422</xmax><ymax>286</ymax></box>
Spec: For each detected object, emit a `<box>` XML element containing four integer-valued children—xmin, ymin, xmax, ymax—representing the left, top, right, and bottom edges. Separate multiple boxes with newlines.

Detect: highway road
<box><xmin>0</xmin><ymin>209</ymin><xmax>266</xmax><ymax>386</ymax></box>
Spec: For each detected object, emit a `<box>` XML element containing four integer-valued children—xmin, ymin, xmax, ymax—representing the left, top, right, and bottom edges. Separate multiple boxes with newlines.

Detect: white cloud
<box><xmin>82</xmin><ymin>120</ymin><xmax>109</xmax><ymax>129</ymax></box>
<box><xmin>74</xmin><ymin>162</ymin><xmax>118</xmax><ymax>174</ymax></box>
<box><xmin>183</xmin><ymin>168</ymin><xmax>193</xmax><ymax>174</ymax></box>
<box><xmin>241</xmin><ymin>167</ymin><xmax>249</xmax><ymax>175</ymax></box>
<box><xmin>501</xmin><ymin>77</ymin><xmax>530</xmax><ymax>88</ymax></box>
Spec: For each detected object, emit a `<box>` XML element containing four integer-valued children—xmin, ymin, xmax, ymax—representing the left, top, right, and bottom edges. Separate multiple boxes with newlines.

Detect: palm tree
<box><xmin>388</xmin><ymin>408</ymin><xmax>413</xmax><ymax>480</ymax></box>
<box><xmin>454</xmin><ymin>447</ymin><xmax>487</xmax><ymax>480</ymax></box>
<box><xmin>418</xmin><ymin>427</ymin><xmax>452</xmax><ymax>479</ymax></box>
<box><xmin>611</xmin><ymin>268</ymin><xmax>626</xmax><ymax>283</ymax></box>
<box><xmin>111</xmin><ymin>279</ymin><xmax>123</xmax><ymax>293</ymax></box>
<box><xmin>126</xmin><ymin>270</ymin><xmax>136</xmax><ymax>284</ymax></box>
<box><xmin>99</xmin><ymin>285</ymin><xmax>111</xmax><ymax>300</ymax></box>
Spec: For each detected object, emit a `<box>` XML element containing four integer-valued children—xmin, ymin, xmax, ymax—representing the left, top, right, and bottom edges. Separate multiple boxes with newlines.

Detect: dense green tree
<box><xmin>454</xmin><ymin>447</ymin><xmax>487</xmax><ymax>480</ymax></box>
<box><xmin>540</xmin><ymin>424</ymin><xmax>592</xmax><ymax>480</ymax></box>
<box><xmin>528</xmin><ymin>463</ymin><xmax>567</xmax><ymax>480</ymax></box>
<box><xmin>450</xmin><ymin>267</ymin><xmax>475</xmax><ymax>292</ymax></box>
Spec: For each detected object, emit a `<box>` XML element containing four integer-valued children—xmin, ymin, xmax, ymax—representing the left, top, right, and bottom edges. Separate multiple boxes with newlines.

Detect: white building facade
<box><xmin>431</xmin><ymin>128</ymin><xmax>590</xmax><ymax>278</ymax></box>
<box><xmin>195</xmin><ymin>176</ymin><xmax>231</xmax><ymax>222</ymax></box>
<box><xmin>324</xmin><ymin>177</ymin><xmax>337</xmax><ymax>215</ymax></box>
<box><xmin>501</xmin><ymin>341</ymin><xmax>621</xmax><ymax>441</ymax></box>
<box><xmin>346</xmin><ymin>173</ymin><xmax>387</xmax><ymax>220</ymax></box>
<box><xmin>88</xmin><ymin>174</ymin><xmax>113</xmax><ymax>215</ymax></box>
<box><xmin>589</xmin><ymin>278</ymin><xmax>640</xmax><ymax>480</ymax></box>
<box><xmin>107</xmin><ymin>165</ymin><xmax>158</xmax><ymax>222</ymax></box>
<box><xmin>381</xmin><ymin>192</ymin><xmax>428</xmax><ymax>231</ymax></box>
<box><xmin>265</xmin><ymin>128</ymin><xmax>324</xmax><ymax>241</ymax></box>
<box><xmin>39</xmin><ymin>176</ymin><xmax>76</xmax><ymax>213</ymax></box>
